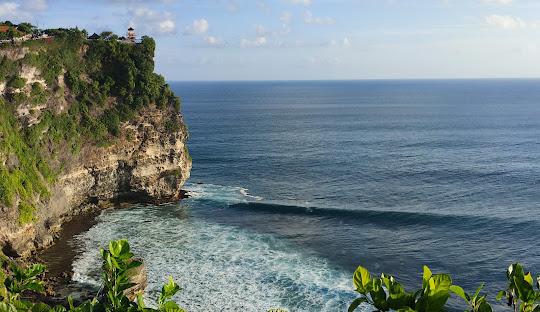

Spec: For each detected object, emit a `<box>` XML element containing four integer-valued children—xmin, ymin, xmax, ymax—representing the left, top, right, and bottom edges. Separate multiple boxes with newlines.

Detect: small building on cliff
<box><xmin>87</xmin><ymin>33</ymin><xmax>100</xmax><ymax>40</ymax></box>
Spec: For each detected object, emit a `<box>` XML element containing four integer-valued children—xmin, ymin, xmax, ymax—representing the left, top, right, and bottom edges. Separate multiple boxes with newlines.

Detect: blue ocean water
<box><xmin>71</xmin><ymin>80</ymin><xmax>540</xmax><ymax>311</ymax></box>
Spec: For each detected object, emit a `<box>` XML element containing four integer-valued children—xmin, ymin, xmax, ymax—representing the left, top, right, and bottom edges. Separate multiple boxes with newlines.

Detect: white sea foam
<box><xmin>71</xmin><ymin>186</ymin><xmax>364</xmax><ymax>311</ymax></box>
<box><xmin>184</xmin><ymin>183</ymin><xmax>264</xmax><ymax>202</ymax></box>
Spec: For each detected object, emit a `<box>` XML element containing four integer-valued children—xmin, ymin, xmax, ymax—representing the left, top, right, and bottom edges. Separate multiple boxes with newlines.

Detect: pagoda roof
<box><xmin>88</xmin><ymin>33</ymin><xmax>100</xmax><ymax>40</ymax></box>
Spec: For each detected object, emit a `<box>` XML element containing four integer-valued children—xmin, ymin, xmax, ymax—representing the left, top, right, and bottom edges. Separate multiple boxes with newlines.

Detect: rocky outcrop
<box><xmin>0</xmin><ymin>103</ymin><xmax>191</xmax><ymax>257</ymax></box>
<box><xmin>0</xmin><ymin>46</ymin><xmax>29</xmax><ymax>61</ymax></box>
<box><xmin>0</xmin><ymin>46</ymin><xmax>191</xmax><ymax>258</ymax></box>
<box><xmin>124</xmin><ymin>258</ymin><xmax>148</xmax><ymax>301</ymax></box>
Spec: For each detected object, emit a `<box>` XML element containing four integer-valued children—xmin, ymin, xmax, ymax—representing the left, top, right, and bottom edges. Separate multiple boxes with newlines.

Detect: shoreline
<box><xmin>30</xmin><ymin>190</ymin><xmax>190</xmax><ymax>305</ymax></box>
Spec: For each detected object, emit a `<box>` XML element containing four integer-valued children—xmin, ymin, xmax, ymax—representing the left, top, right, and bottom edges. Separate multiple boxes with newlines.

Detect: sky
<box><xmin>2</xmin><ymin>0</ymin><xmax>540</xmax><ymax>81</ymax></box>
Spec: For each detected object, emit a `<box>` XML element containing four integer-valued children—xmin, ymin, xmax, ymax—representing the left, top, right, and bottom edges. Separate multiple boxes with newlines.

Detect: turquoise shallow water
<box><xmin>70</xmin><ymin>80</ymin><xmax>540</xmax><ymax>311</ymax></box>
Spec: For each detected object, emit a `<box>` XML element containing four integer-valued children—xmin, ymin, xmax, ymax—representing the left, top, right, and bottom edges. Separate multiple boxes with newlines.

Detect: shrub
<box><xmin>17</xmin><ymin>202</ymin><xmax>37</xmax><ymax>225</ymax></box>
<box><xmin>0</xmin><ymin>239</ymin><xmax>188</xmax><ymax>312</ymax></box>
<box><xmin>7</xmin><ymin>76</ymin><xmax>27</xmax><ymax>89</ymax></box>
<box><xmin>165</xmin><ymin>120</ymin><xmax>179</xmax><ymax>133</ymax></box>
<box><xmin>12</xmin><ymin>92</ymin><xmax>27</xmax><ymax>105</ymax></box>
<box><xmin>0</xmin><ymin>56</ymin><xmax>18</xmax><ymax>81</ymax></box>
<box><xmin>349</xmin><ymin>265</ymin><xmax>491</xmax><ymax>312</ymax></box>
<box><xmin>30</xmin><ymin>82</ymin><xmax>47</xmax><ymax>106</ymax></box>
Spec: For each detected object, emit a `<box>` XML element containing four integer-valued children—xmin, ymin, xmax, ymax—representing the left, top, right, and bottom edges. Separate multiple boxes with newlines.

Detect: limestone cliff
<box><xmin>0</xmin><ymin>33</ymin><xmax>191</xmax><ymax>258</ymax></box>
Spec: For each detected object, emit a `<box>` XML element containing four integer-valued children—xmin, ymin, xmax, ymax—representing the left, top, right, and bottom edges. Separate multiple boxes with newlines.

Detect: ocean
<box><xmin>64</xmin><ymin>80</ymin><xmax>540</xmax><ymax>311</ymax></box>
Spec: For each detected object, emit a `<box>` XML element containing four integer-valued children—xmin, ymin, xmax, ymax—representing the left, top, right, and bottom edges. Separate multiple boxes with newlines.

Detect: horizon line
<box><xmin>165</xmin><ymin>77</ymin><xmax>540</xmax><ymax>83</ymax></box>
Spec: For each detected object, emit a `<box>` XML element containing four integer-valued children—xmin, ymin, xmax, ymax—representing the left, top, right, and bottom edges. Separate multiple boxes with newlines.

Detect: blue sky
<box><xmin>2</xmin><ymin>0</ymin><xmax>540</xmax><ymax>81</ymax></box>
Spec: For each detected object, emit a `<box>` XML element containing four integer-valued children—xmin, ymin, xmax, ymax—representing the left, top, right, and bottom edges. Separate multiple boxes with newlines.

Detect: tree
<box><xmin>100</xmin><ymin>30</ymin><xmax>113</xmax><ymax>40</ymax></box>
<box><xmin>16</xmin><ymin>23</ymin><xmax>35</xmax><ymax>34</ymax></box>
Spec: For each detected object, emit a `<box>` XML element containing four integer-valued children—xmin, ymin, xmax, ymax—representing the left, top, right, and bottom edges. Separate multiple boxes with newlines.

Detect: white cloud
<box><xmin>304</xmin><ymin>10</ymin><xmax>335</xmax><ymax>25</ymax></box>
<box><xmin>286</xmin><ymin>0</ymin><xmax>311</xmax><ymax>6</ymax></box>
<box><xmin>258</xmin><ymin>1</ymin><xmax>270</xmax><ymax>12</ymax></box>
<box><xmin>281</xmin><ymin>24</ymin><xmax>291</xmax><ymax>34</ymax></box>
<box><xmin>159</xmin><ymin>20</ymin><xmax>175</xmax><ymax>34</ymax></box>
<box><xmin>304</xmin><ymin>56</ymin><xmax>345</xmax><ymax>65</ymax></box>
<box><xmin>280</xmin><ymin>11</ymin><xmax>293</xmax><ymax>23</ymax></box>
<box><xmin>184</xmin><ymin>19</ymin><xmax>209</xmax><ymax>35</ymax></box>
<box><xmin>21</xmin><ymin>0</ymin><xmax>47</xmax><ymax>11</ymax></box>
<box><xmin>0</xmin><ymin>2</ymin><xmax>27</xmax><ymax>20</ymax></box>
<box><xmin>254</xmin><ymin>24</ymin><xmax>277</xmax><ymax>37</ymax></box>
<box><xmin>482</xmin><ymin>0</ymin><xmax>513</xmax><ymax>3</ymax></box>
<box><xmin>484</xmin><ymin>14</ymin><xmax>536</xmax><ymax>29</ymax></box>
<box><xmin>329</xmin><ymin>38</ymin><xmax>351</xmax><ymax>48</ymax></box>
<box><xmin>240</xmin><ymin>37</ymin><xmax>267</xmax><ymax>48</ymax></box>
<box><xmin>129</xmin><ymin>8</ymin><xmax>177</xmax><ymax>36</ymax></box>
<box><xmin>203</xmin><ymin>35</ymin><xmax>226</xmax><ymax>48</ymax></box>
<box><xmin>0</xmin><ymin>0</ymin><xmax>47</xmax><ymax>21</ymax></box>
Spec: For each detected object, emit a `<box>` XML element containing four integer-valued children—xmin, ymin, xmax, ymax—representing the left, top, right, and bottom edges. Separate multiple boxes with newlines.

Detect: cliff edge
<box><xmin>0</xmin><ymin>29</ymin><xmax>191</xmax><ymax>258</ymax></box>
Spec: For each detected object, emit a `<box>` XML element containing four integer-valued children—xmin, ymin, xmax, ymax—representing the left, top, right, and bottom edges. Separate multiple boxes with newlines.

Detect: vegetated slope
<box><xmin>0</xmin><ymin>28</ymin><xmax>191</xmax><ymax>257</ymax></box>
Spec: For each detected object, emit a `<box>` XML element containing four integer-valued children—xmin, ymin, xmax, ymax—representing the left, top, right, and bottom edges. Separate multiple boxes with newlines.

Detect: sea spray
<box><xmin>71</xmin><ymin>186</ymin><xmax>359</xmax><ymax>311</ymax></box>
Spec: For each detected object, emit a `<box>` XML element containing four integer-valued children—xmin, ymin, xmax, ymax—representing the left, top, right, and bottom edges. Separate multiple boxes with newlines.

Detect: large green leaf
<box><xmin>161</xmin><ymin>301</ymin><xmax>179</xmax><ymax>310</ymax></box>
<box><xmin>427</xmin><ymin>290</ymin><xmax>452</xmax><ymax>312</ymax></box>
<box><xmin>31</xmin><ymin>302</ymin><xmax>51</xmax><ymax>312</ymax></box>
<box><xmin>524</xmin><ymin>272</ymin><xmax>534</xmax><ymax>286</ymax></box>
<box><xmin>387</xmin><ymin>293</ymin><xmax>409</xmax><ymax>310</ymax></box>
<box><xmin>116</xmin><ymin>239</ymin><xmax>134</xmax><ymax>261</ymax></box>
<box><xmin>137</xmin><ymin>293</ymin><xmax>146</xmax><ymax>309</ymax></box>
<box><xmin>371</xmin><ymin>286</ymin><xmax>389</xmax><ymax>311</ymax></box>
<box><xmin>126</xmin><ymin>260</ymin><xmax>142</xmax><ymax>270</ymax></box>
<box><xmin>432</xmin><ymin>274</ymin><xmax>452</xmax><ymax>291</ymax></box>
<box><xmin>472</xmin><ymin>282</ymin><xmax>485</xmax><ymax>301</ymax></box>
<box><xmin>11</xmin><ymin>300</ymin><xmax>32</xmax><ymax>311</ymax></box>
<box><xmin>381</xmin><ymin>273</ymin><xmax>405</xmax><ymax>296</ymax></box>
<box><xmin>159</xmin><ymin>277</ymin><xmax>182</xmax><ymax>307</ymax></box>
<box><xmin>0</xmin><ymin>302</ymin><xmax>17</xmax><ymax>312</ymax></box>
<box><xmin>22</xmin><ymin>281</ymin><xmax>44</xmax><ymax>292</ymax></box>
<box><xmin>372</xmin><ymin>278</ymin><xmax>383</xmax><ymax>292</ymax></box>
<box><xmin>109</xmin><ymin>240</ymin><xmax>121</xmax><ymax>258</ymax></box>
<box><xmin>117</xmin><ymin>283</ymin><xmax>137</xmax><ymax>293</ymax></box>
<box><xmin>163</xmin><ymin>309</ymin><xmax>185</xmax><ymax>312</ymax></box>
<box><xmin>404</xmin><ymin>290</ymin><xmax>421</xmax><ymax>308</ymax></box>
<box><xmin>25</xmin><ymin>265</ymin><xmax>45</xmax><ymax>278</ymax></box>
<box><xmin>10</xmin><ymin>263</ymin><xmax>24</xmax><ymax>282</ymax></box>
<box><xmin>348</xmin><ymin>297</ymin><xmax>367</xmax><ymax>312</ymax></box>
<box><xmin>449</xmin><ymin>285</ymin><xmax>469</xmax><ymax>302</ymax></box>
<box><xmin>514</xmin><ymin>276</ymin><xmax>535</xmax><ymax>302</ymax></box>
<box><xmin>508</xmin><ymin>264</ymin><xmax>525</xmax><ymax>281</ymax></box>
<box><xmin>68</xmin><ymin>297</ymin><xmax>75</xmax><ymax>310</ymax></box>
<box><xmin>417</xmin><ymin>290</ymin><xmax>451</xmax><ymax>312</ymax></box>
<box><xmin>422</xmin><ymin>266</ymin><xmax>432</xmax><ymax>290</ymax></box>
<box><xmin>352</xmin><ymin>266</ymin><xmax>371</xmax><ymax>293</ymax></box>
<box><xmin>110</xmin><ymin>256</ymin><xmax>121</xmax><ymax>270</ymax></box>
<box><xmin>478</xmin><ymin>297</ymin><xmax>492</xmax><ymax>312</ymax></box>
<box><xmin>51</xmin><ymin>306</ymin><xmax>66</xmax><ymax>312</ymax></box>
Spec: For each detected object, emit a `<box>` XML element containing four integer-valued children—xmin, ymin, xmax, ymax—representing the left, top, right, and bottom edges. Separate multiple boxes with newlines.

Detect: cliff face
<box><xmin>0</xmin><ymin>37</ymin><xmax>191</xmax><ymax>258</ymax></box>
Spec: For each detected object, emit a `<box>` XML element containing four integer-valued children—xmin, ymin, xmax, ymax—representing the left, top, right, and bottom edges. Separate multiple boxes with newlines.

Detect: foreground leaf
<box><xmin>353</xmin><ymin>266</ymin><xmax>371</xmax><ymax>293</ymax></box>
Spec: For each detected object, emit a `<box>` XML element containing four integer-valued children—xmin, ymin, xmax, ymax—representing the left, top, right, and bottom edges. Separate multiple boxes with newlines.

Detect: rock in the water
<box><xmin>124</xmin><ymin>257</ymin><xmax>148</xmax><ymax>301</ymax></box>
